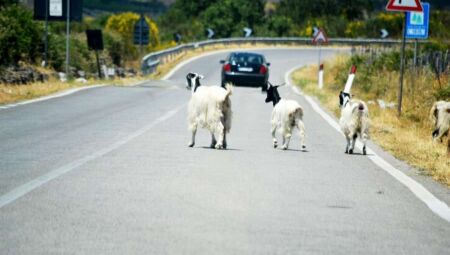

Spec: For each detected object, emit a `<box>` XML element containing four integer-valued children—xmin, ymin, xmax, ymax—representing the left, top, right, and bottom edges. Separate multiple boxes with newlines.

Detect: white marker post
<box><xmin>318</xmin><ymin>64</ymin><xmax>324</xmax><ymax>89</ymax></box>
<box><xmin>344</xmin><ymin>65</ymin><xmax>357</xmax><ymax>94</ymax></box>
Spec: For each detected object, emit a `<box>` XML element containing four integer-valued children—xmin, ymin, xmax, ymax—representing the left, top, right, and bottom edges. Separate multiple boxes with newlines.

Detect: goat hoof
<box><xmin>188</xmin><ymin>143</ymin><xmax>195</xmax><ymax>147</ymax></box>
<box><xmin>345</xmin><ymin>149</ymin><xmax>348</xmax><ymax>154</ymax></box>
<box><xmin>215</xmin><ymin>144</ymin><xmax>223</xmax><ymax>149</ymax></box>
<box><xmin>301</xmin><ymin>145</ymin><xmax>306</xmax><ymax>151</ymax></box>
<box><xmin>281</xmin><ymin>146</ymin><xmax>288</xmax><ymax>150</ymax></box>
<box><xmin>363</xmin><ymin>147</ymin><xmax>367</xmax><ymax>155</ymax></box>
<box><xmin>349</xmin><ymin>149</ymin><xmax>353</xmax><ymax>154</ymax></box>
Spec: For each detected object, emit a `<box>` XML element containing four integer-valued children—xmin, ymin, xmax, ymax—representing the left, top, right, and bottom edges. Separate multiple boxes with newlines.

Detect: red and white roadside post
<box><xmin>312</xmin><ymin>29</ymin><xmax>328</xmax><ymax>90</ymax></box>
<box><xmin>318</xmin><ymin>64</ymin><xmax>324</xmax><ymax>89</ymax></box>
<box><xmin>344</xmin><ymin>65</ymin><xmax>357</xmax><ymax>94</ymax></box>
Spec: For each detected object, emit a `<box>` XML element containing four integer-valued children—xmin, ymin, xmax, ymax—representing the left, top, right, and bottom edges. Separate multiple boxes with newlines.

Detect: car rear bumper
<box><xmin>223</xmin><ymin>72</ymin><xmax>267</xmax><ymax>87</ymax></box>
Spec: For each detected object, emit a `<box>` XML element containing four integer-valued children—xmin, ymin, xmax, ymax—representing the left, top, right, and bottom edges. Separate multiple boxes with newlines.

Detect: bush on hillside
<box><xmin>0</xmin><ymin>4</ymin><xmax>42</xmax><ymax>66</ymax></box>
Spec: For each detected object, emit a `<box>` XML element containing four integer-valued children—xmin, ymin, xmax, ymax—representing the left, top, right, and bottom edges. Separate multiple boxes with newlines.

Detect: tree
<box><xmin>105</xmin><ymin>12</ymin><xmax>160</xmax><ymax>60</ymax></box>
<box><xmin>201</xmin><ymin>0</ymin><xmax>265</xmax><ymax>37</ymax></box>
<box><xmin>0</xmin><ymin>4</ymin><xmax>42</xmax><ymax>66</ymax></box>
<box><xmin>0</xmin><ymin>0</ymin><xmax>18</xmax><ymax>8</ymax></box>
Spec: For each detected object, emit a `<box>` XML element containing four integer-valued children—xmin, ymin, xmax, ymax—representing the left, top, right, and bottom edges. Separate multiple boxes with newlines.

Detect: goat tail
<box><xmin>294</xmin><ymin>107</ymin><xmax>304</xmax><ymax>119</ymax></box>
<box><xmin>224</xmin><ymin>83</ymin><xmax>233</xmax><ymax>97</ymax></box>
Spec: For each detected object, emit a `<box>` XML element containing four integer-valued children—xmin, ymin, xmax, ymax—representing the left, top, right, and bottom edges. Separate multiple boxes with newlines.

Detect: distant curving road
<box><xmin>0</xmin><ymin>48</ymin><xmax>449</xmax><ymax>254</ymax></box>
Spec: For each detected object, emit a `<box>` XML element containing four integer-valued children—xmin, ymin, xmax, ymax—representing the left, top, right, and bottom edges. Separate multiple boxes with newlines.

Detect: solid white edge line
<box><xmin>0</xmin><ymin>104</ymin><xmax>185</xmax><ymax>208</ymax></box>
<box><xmin>285</xmin><ymin>64</ymin><xmax>450</xmax><ymax>223</ymax></box>
<box><xmin>0</xmin><ymin>84</ymin><xmax>107</xmax><ymax>110</ymax></box>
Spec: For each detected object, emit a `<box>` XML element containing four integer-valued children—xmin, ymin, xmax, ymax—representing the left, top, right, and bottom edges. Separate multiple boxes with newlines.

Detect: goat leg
<box><xmin>271</xmin><ymin>126</ymin><xmax>278</xmax><ymax>148</ymax></box>
<box><xmin>348</xmin><ymin>133</ymin><xmax>357</xmax><ymax>154</ymax></box>
<box><xmin>188</xmin><ymin>127</ymin><xmax>197</xmax><ymax>147</ymax></box>
<box><xmin>214</xmin><ymin>123</ymin><xmax>225</xmax><ymax>149</ymax></box>
<box><xmin>297</xmin><ymin>120</ymin><xmax>306</xmax><ymax>151</ymax></box>
<box><xmin>210</xmin><ymin>133</ymin><xmax>217</xmax><ymax>148</ymax></box>
<box><xmin>223</xmin><ymin>133</ymin><xmax>227</xmax><ymax>149</ymax></box>
<box><xmin>282</xmin><ymin>133</ymin><xmax>291</xmax><ymax>150</ymax></box>
<box><xmin>345</xmin><ymin>136</ymin><xmax>350</xmax><ymax>154</ymax></box>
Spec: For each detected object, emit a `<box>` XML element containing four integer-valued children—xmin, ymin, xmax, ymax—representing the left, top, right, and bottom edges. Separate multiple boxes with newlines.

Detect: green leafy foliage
<box><xmin>0</xmin><ymin>4</ymin><xmax>42</xmax><ymax>66</ymax></box>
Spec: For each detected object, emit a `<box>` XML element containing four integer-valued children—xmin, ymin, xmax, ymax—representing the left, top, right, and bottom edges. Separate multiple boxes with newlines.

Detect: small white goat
<box><xmin>339</xmin><ymin>91</ymin><xmax>370</xmax><ymax>155</ymax></box>
<box><xmin>430</xmin><ymin>100</ymin><xmax>450</xmax><ymax>156</ymax></box>
<box><xmin>265</xmin><ymin>82</ymin><xmax>306</xmax><ymax>150</ymax></box>
<box><xmin>186</xmin><ymin>73</ymin><xmax>233</xmax><ymax>149</ymax></box>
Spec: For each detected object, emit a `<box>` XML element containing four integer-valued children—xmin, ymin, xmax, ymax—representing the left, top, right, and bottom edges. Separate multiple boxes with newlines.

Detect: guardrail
<box><xmin>141</xmin><ymin>37</ymin><xmax>420</xmax><ymax>74</ymax></box>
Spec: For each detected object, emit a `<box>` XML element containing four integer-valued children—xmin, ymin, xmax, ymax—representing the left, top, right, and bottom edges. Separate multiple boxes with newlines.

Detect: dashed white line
<box><xmin>0</xmin><ymin>104</ymin><xmax>185</xmax><ymax>208</ymax></box>
<box><xmin>285</xmin><ymin>64</ymin><xmax>450</xmax><ymax>223</ymax></box>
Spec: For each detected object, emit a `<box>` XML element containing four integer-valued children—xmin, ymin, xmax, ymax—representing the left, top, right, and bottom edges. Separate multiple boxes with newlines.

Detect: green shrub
<box><xmin>0</xmin><ymin>4</ymin><xmax>42</xmax><ymax>66</ymax></box>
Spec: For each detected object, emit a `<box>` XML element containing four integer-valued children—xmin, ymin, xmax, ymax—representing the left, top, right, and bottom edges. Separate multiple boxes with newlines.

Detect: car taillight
<box><xmin>259</xmin><ymin>65</ymin><xmax>267</xmax><ymax>74</ymax></box>
<box><xmin>223</xmin><ymin>63</ymin><xmax>231</xmax><ymax>72</ymax></box>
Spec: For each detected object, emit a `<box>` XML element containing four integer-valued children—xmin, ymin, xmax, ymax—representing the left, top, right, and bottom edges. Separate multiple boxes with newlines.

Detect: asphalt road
<box><xmin>1</xmin><ymin>48</ymin><xmax>449</xmax><ymax>254</ymax></box>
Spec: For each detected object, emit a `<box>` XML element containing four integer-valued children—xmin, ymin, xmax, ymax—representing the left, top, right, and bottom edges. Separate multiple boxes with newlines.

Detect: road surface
<box><xmin>1</xmin><ymin>48</ymin><xmax>449</xmax><ymax>254</ymax></box>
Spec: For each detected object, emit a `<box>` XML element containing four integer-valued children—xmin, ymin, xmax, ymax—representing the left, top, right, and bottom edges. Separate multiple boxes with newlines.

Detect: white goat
<box><xmin>430</xmin><ymin>100</ymin><xmax>450</xmax><ymax>156</ymax></box>
<box><xmin>186</xmin><ymin>73</ymin><xmax>233</xmax><ymax>149</ymax></box>
<box><xmin>265</xmin><ymin>83</ymin><xmax>306</xmax><ymax>150</ymax></box>
<box><xmin>339</xmin><ymin>91</ymin><xmax>370</xmax><ymax>155</ymax></box>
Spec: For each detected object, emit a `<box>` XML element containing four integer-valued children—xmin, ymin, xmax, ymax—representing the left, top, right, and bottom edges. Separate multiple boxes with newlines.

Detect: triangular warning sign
<box><xmin>386</xmin><ymin>0</ymin><xmax>423</xmax><ymax>12</ymax></box>
<box><xmin>312</xmin><ymin>30</ymin><xmax>328</xmax><ymax>45</ymax></box>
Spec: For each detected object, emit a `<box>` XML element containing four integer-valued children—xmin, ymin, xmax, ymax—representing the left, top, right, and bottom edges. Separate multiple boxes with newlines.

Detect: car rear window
<box><xmin>230</xmin><ymin>53</ymin><xmax>263</xmax><ymax>64</ymax></box>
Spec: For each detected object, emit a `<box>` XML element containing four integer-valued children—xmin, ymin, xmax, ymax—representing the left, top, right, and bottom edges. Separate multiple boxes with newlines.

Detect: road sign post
<box><xmin>386</xmin><ymin>0</ymin><xmax>424</xmax><ymax>116</ymax></box>
<box><xmin>312</xmin><ymin>29</ymin><xmax>328</xmax><ymax>89</ymax></box>
<box><xmin>134</xmin><ymin>15</ymin><xmax>150</xmax><ymax>56</ymax></box>
<box><xmin>405</xmin><ymin>2</ymin><xmax>429</xmax><ymax>40</ymax></box>
<box><xmin>398</xmin><ymin>14</ymin><xmax>407</xmax><ymax>116</ymax></box>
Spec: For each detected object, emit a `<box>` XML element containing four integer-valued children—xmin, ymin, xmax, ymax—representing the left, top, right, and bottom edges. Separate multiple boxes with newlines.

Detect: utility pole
<box><xmin>44</xmin><ymin>0</ymin><xmax>49</xmax><ymax>67</ymax></box>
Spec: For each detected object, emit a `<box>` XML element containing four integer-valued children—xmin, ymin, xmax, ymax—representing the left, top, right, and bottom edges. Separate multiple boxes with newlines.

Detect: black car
<box><xmin>220</xmin><ymin>52</ymin><xmax>270</xmax><ymax>90</ymax></box>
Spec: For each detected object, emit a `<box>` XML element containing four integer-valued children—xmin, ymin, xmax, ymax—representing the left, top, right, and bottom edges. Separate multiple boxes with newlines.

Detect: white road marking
<box><xmin>0</xmin><ymin>84</ymin><xmax>106</xmax><ymax>110</ymax></box>
<box><xmin>285</xmin><ymin>64</ymin><xmax>450</xmax><ymax>223</ymax></box>
<box><xmin>0</xmin><ymin>104</ymin><xmax>185</xmax><ymax>208</ymax></box>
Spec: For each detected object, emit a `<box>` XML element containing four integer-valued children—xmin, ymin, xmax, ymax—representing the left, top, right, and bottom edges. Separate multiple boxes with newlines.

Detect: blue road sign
<box><xmin>405</xmin><ymin>2</ymin><xmax>429</xmax><ymax>39</ymax></box>
<box><xmin>134</xmin><ymin>15</ymin><xmax>150</xmax><ymax>45</ymax></box>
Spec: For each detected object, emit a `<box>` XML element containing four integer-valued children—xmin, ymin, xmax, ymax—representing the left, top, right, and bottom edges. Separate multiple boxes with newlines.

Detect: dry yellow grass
<box><xmin>0</xmin><ymin>43</ymin><xmax>313</xmax><ymax>105</ymax></box>
<box><xmin>293</xmin><ymin>58</ymin><xmax>450</xmax><ymax>187</ymax></box>
<box><xmin>0</xmin><ymin>75</ymin><xmax>151</xmax><ymax>105</ymax></box>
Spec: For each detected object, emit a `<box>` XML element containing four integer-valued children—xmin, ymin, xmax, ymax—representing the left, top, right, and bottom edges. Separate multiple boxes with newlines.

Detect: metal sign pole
<box><xmin>140</xmin><ymin>15</ymin><xmax>143</xmax><ymax>58</ymax></box>
<box><xmin>398</xmin><ymin>13</ymin><xmax>407</xmax><ymax>116</ymax></box>
<box><xmin>44</xmin><ymin>0</ymin><xmax>49</xmax><ymax>67</ymax></box>
<box><xmin>95</xmin><ymin>50</ymin><xmax>101</xmax><ymax>79</ymax></box>
<box><xmin>65</xmin><ymin>0</ymin><xmax>70</xmax><ymax>78</ymax></box>
<box><xmin>414</xmin><ymin>39</ymin><xmax>418</xmax><ymax>67</ymax></box>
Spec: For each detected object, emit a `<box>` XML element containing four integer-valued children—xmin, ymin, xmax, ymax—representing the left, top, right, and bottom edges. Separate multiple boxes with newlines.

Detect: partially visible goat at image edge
<box><xmin>430</xmin><ymin>100</ymin><xmax>450</xmax><ymax>156</ymax></box>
